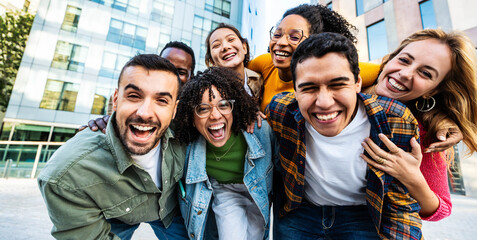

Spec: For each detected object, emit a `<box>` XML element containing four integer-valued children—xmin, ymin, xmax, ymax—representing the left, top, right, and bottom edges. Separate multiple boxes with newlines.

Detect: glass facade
<box><xmin>367</xmin><ymin>20</ymin><xmax>388</xmax><ymax>60</ymax></box>
<box><xmin>420</xmin><ymin>0</ymin><xmax>437</xmax><ymax>29</ymax></box>
<box><xmin>205</xmin><ymin>0</ymin><xmax>231</xmax><ymax>18</ymax></box>
<box><xmin>356</xmin><ymin>0</ymin><xmax>388</xmax><ymax>16</ymax></box>
<box><xmin>91</xmin><ymin>88</ymin><xmax>112</xmax><ymax>115</ymax></box>
<box><xmin>99</xmin><ymin>51</ymin><xmax>131</xmax><ymax>79</ymax></box>
<box><xmin>151</xmin><ymin>0</ymin><xmax>175</xmax><ymax>25</ymax></box>
<box><xmin>40</xmin><ymin>79</ymin><xmax>80</xmax><ymax>112</ymax></box>
<box><xmin>61</xmin><ymin>5</ymin><xmax>81</xmax><ymax>32</ymax></box>
<box><xmin>90</xmin><ymin>0</ymin><xmax>140</xmax><ymax>14</ymax></box>
<box><xmin>51</xmin><ymin>41</ymin><xmax>88</xmax><ymax>72</ymax></box>
<box><xmin>106</xmin><ymin>18</ymin><xmax>147</xmax><ymax>50</ymax></box>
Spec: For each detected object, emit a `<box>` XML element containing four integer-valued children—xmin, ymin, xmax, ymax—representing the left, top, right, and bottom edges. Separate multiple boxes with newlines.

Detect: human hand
<box><xmin>79</xmin><ymin>115</ymin><xmax>110</xmax><ymax>134</ymax></box>
<box><xmin>246</xmin><ymin>111</ymin><xmax>267</xmax><ymax>133</ymax></box>
<box><xmin>361</xmin><ymin>133</ymin><xmax>422</xmax><ymax>183</ymax></box>
<box><xmin>425</xmin><ymin>119</ymin><xmax>463</xmax><ymax>153</ymax></box>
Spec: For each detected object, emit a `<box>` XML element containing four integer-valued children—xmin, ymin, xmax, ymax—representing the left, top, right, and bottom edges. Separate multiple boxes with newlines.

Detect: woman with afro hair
<box><xmin>175</xmin><ymin>67</ymin><xmax>277</xmax><ymax>240</ymax></box>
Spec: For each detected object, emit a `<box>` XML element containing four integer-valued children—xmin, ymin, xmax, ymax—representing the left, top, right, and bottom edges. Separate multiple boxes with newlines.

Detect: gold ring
<box><xmin>375</xmin><ymin>156</ymin><xmax>386</xmax><ymax>164</ymax></box>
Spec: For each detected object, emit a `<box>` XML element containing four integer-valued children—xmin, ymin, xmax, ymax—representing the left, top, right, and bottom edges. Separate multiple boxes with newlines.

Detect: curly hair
<box><xmin>175</xmin><ymin>67</ymin><xmax>258</xmax><ymax>144</ymax></box>
<box><xmin>205</xmin><ymin>23</ymin><xmax>250</xmax><ymax>68</ymax></box>
<box><xmin>380</xmin><ymin>29</ymin><xmax>477</xmax><ymax>153</ymax></box>
<box><xmin>283</xmin><ymin>4</ymin><xmax>357</xmax><ymax>43</ymax></box>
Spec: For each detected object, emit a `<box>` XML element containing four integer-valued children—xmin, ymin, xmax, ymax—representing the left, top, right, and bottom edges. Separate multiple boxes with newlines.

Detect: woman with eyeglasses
<box><xmin>247</xmin><ymin>3</ymin><xmax>378</xmax><ymax>112</ymax></box>
<box><xmin>175</xmin><ymin>67</ymin><xmax>277</xmax><ymax>240</ymax></box>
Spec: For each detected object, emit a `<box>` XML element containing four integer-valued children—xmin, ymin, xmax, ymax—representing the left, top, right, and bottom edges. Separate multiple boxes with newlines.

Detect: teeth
<box><xmin>274</xmin><ymin>51</ymin><xmax>290</xmax><ymax>57</ymax></box>
<box><xmin>315</xmin><ymin>112</ymin><xmax>338</xmax><ymax>121</ymax></box>
<box><xmin>208</xmin><ymin>123</ymin><xmax>224</xmax><ymax>130</ymax></box>
<box><xmin>388</xmin><ymin>78</ymin><xmax>406</xmax><ymax>91</ymax></box>
<box><xmin>223</xmin><ymin>53</ymin><xmax>236</xmax><ymax>60</ymax></box>
<box><xmin>132</xmin><ymin>125</ymin><xmax>154</xmax><ymax>131</ymax></box>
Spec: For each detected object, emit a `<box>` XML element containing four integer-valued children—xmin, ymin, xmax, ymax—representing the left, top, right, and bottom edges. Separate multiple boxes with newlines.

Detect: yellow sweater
<box><xmin>247</xmin><ymin>53</ymin><xmax>380</xmax><ymax>112</ymax></box>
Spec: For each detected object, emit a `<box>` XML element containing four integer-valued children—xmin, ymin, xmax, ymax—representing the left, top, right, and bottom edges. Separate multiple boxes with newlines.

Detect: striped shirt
<box><xmin>267</xmin><ymin>92</ymin><xmax>423</xmax><ymax>240</ymax></box>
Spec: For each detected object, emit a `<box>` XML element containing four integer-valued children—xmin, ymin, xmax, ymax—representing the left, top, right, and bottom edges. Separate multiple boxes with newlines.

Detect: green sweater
<box><xmin>206</xmin><ymin>132</ymin><xmax>246</xmax><ymax>184</ymax></box>
<box><xmin>38</xmin><ymin>112</ymin><xmax>185</xmax><ymax>239</ymax></box>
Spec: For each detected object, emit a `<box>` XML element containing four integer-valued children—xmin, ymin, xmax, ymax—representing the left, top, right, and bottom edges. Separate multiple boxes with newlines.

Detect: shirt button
<box><xmin>299</xmin><ymin>161</ymin><xmax>303</xmax><ymax>165</ymax></box>
<box><xmin>197</xmin><ymin>210</ymin><xmax>202</xmax><ymax>215</ymax></box>
<box><xmin>190</xmin><ymin>233</ymin><xmax>195</xmax><ymax>238</ymax></box>
<box><xmin>144</xmin><ymin>178</ymin><xmax>148</xmax><ymax>181</ymax></box>
<box><xmin>126</xmin><ymin>208</ymin><xmax>130</xmax><ymax>212</ymax></box>
<box><xmin>165</xmin><ymin>180</ymin><xmax>168</xmax><ymax>184</ymax></box>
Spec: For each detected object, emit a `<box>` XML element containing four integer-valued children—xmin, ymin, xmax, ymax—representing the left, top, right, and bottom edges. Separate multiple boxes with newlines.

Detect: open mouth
<box><xmin>208</xmin><ymin>123</ymin><xmax>225</xmax><ymax>140</ymax></box>
<box><xmin>129</xmin><ymin>124</ymin><xmax>156</xmax><ymax>140</ymax></box>
<box><xmin>314</xmin><ymin>112</ymin><xmax>339</xmax><ymax>122</ymax></box>
<box><xmin>273</xmin><ymin>50</ymin><xmax>291</xmax><ymax>58</ymax></box>
<box><xmin>388</xmin><ymin>77</ymin><xmax>407</xmax><ymax>91</ymax></box>
<box><xmin>223</xmin><ymin>53</ymin><xmax>237</xmax><ymax>61</ymax></box>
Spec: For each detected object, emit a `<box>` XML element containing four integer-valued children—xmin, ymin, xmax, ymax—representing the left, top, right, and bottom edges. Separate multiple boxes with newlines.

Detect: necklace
<box><xmin>210</xmin><ymin>137</ymin><xmax>237</xmax><ymax>161</ymax></box>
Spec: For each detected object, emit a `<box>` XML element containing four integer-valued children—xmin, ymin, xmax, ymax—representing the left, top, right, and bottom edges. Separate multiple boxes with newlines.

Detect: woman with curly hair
<box><xmin>175</xmin><ymin>67</ymin><xmax>277</xmax><ymax>240</ymax></box>
<box><xmin>247</xmin><ymin>3</ymin><xmax>379</xmax><ymax>112</ymax></box>
<box><xmin>361</xmin><ymin>29</ymin><xmax>477</xmax><ymax>221</ymax></box>
<box><xmin>204</xmin><ymin>23</ymin><xmax>264</xmax><ymax>105</ymax></box>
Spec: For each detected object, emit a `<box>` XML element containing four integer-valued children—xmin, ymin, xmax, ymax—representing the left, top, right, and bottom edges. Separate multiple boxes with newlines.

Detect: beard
<box><xmin>115</xmin><ymin>115</ymin><xmax>166</xmax><ymax>155</ymax></box>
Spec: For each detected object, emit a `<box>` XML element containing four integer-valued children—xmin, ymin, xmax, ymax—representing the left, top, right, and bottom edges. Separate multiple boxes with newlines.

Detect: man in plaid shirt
<box><xmin>266</xmin><ymin>33</ymin><xmax>422</xmax><ymax>239</ymax></box>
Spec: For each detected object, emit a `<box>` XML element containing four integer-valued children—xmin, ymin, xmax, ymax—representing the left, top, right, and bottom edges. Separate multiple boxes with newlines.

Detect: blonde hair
<box><xmin>380</xmin><ymin>29</ymin><xmax>477</xmax><ymax>154</ymax></box>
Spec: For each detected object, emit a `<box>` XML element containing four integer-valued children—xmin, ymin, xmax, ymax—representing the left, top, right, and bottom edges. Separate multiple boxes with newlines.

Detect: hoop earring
<box><xmin>415</xmin><ymin>96</ymin><xmax>436</xmax><ymax>112</ymax></box>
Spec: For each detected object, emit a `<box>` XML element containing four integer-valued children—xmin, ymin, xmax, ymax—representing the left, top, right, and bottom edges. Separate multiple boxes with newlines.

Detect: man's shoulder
<box><xmin>360</xmin><ymin>93</ymin><xmax>416</xmax><ymax>123</ymax></box>
<box><xmin>38</xmin><ymin>129</ymin><xmax>113</xmax><ymax>184</ymax></box>
<box><xmin>268</xmin><ymin>92</ymin><xmax>295</xmax><ymax>112</ymax></box>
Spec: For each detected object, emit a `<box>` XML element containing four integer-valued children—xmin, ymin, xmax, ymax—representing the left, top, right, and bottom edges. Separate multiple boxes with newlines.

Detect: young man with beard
<box><xmin>266</xmin><ymin>33</ymin><xmax>423</xmax><ymax>239</ymax></box>
<box><xmin>38</xmin><ymin>54</ymin><xmax>188</xmax><ymax>240</ymax></box>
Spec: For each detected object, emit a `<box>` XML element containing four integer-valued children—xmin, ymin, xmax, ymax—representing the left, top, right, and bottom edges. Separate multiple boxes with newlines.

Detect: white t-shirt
<box><xmin>304</xmin><ymin>101</ymin><xmax>371</xmax><ymax>206</ymax></box>
<box><xmin>131</xmin><ymin>141</ymin><xmax>162</xmax><ymax>189</ymax></box>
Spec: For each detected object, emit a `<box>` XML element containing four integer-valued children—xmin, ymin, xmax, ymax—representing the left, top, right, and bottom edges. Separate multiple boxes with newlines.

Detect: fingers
<box><xmin>103</xmin><ymin>115</ymin><xmax>110</xmax><ymax>123</ymax></box>
<box><xmin>246</xmin><ymin>120</ymin><xmax>256</xmax><ymax>134</ymax></box>
<box><xmin>87</xmin><ymin>120</ymin><xmax>99</xmax><ymax>132</ymax></box>
<box><xmin>361</xmin><ymin>138</ymin><xmax>387</xmax><ymax>164</ymax></box>
<box><xmin>410</xmin><ymin>138</ymin><xmax>423</xmax><ymax>162</ymax></box>
<box><xmin>377</xmin><ymin>134</ymin><xmax>400</xmax><ymax>154</ymax></box>
<box><xmin>78</xmin><ymin>125</ymin><xmax>87</xmax><ymax>132</ymax></box>
<box><xmin>361</xmin><ymin>153</ymin><xmax>386</xmax><ymax>170</ymax></box>
<box><xmin>258</xmin><ymin>111</ymin><xmax>267</xmax><ymax>119</ymax></box>
<box><xmin>435</xmin><ymin>128</ymin><xmax>448</xmax><ymax>142</ymax></box>
<box><xmin>256</xmin><ymin>114</ymin><xmax>262</xmax><ymax>129</ymax></box>
<box><xmin>426</xmin><ymin>130</ymin><xmax>462</xmax><ymax>152</ymax></box>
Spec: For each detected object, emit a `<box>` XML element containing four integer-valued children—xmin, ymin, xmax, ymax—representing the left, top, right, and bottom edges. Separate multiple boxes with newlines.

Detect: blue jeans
<box><xmin>274</xmin><ymin>200</ymin><xmax>380</xmax><ymax>240</ymax></box>
<box><xmin>108</xmin><ymin>215</ymin><xmax>188</xmax><ymax>240</ymax></box>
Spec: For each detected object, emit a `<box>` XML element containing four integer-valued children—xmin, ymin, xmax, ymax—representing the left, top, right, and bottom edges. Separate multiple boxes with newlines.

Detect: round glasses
<box><xmin>194</xmin><ymin>99</ymin><xmax>235</xmax><ymax>118</ymax></box>
<box><xmin>269</xmin><ymin>26</ymin><xmax>307</xmax><ymax>45</ymax></box>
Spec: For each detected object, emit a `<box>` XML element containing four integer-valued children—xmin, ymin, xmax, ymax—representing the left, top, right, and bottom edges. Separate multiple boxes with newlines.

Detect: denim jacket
<box><xmin>179</xmin><ymin>121</ymin><xmax>277</xmax><ymax>240</ymax></box>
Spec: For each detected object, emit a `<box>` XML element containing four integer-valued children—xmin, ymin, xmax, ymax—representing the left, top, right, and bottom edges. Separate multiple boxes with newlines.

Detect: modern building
<box><xmin>0</xmin><ymin>0</ymin><xmax>251</xmax><ymax>178</ymax></box>
<box><xmin>0</xmin><ymin>0</ymin><xmax>40</xmax><ymax>15</ymax></box>
<box><xmin>315</xmin><ymin>0</ymin><xmax>477</xmax><ymax>197</ymax></box>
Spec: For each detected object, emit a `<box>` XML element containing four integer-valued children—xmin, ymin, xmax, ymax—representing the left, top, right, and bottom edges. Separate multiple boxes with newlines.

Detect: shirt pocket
<box><xmin>102</xmin><ymin>194</ymin><xmax>150</xmax><ymax>224</ymax></box>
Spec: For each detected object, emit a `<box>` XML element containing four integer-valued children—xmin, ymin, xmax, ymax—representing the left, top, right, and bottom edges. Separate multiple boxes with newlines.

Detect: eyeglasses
<box><xmin>194</xmin><ymin>99</ymin><xmax>235</xmax><ymax>118</ymax></box>
<box><xmin>269</xmin><ymin>26</ymin><xmax>307</xmax><ymax>45</ymax></box>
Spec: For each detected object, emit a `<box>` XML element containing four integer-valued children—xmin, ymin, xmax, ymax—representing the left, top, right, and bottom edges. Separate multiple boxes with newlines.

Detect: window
<box><xmin>99</xmin><ymin>51</ymin><xmax>130</xmax><ymax>79</ymax></box>
<box><xmin>419</xmin><ymin>0</ymin><xmax>437</xmax><ymax>29</ymax></box>
<box><xmin>62</xmin><ymin>5</ymin><xmax>81</xmax><ymax>32</ymax></box>
<box><xmin>11</xmin><ymin>124</ymin><xmax>51</xmax><ymax>141</ymax></box>
<box><xmin>367</xmin><ymin>20</ymin><xmax>388</xmax><ymax>60</ymax></box>
<box><xmin>51</xmin><ymin>41</ymin><xmax>88</xmax><ymax>72</ymax></box>
<box><xmin>205</xmin><ymin>0</ymin><xmax>231</xmax><ymax>18</ymax></box>
<box><xmin>327</xmin><ymin>2</ymin><xmax>332</xmax><ymax>10</ymax></box>
<box><xmin>106</xmin><ymin>19</ymin><xmax>147</xmax><ymax>50</ymax></box>
<box><xmin>51</xmin><ymin>127</ymin><xmax>77</xmax><ymax>142</ymax></box>
<box><xmin>356</xmin><ymin>0</ymin><xmax>388</xmax><ymax>16</ymax></box>
<box><xmin>0</xmin><ymin>122</ymin><xmax>13</xmax><ymax>141</ymax></box>
<box><xmin>91</xmin><ymin>88</ymin><xmax>112</xmax><ymax>115</ymax></box>
<box><xmin>151</xmin><ymin>0</ymin><xmax>174</xmax><ymax>25</ymax></box>
<box><xmin>90</xmin><ymin>0</ymin><xmax>139</xmax><ymax>14</ymax></box>
<box><xmin>40</xmin><ymin>79</ymin><xmax>80</xmax><ymax>112</ymax></box>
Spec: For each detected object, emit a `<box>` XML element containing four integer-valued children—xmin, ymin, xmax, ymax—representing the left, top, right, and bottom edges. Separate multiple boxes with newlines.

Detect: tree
<box><xmin>0</xmin><ymin>10</ymin><xmax>34</xmax><ymax>112</ymax></box>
